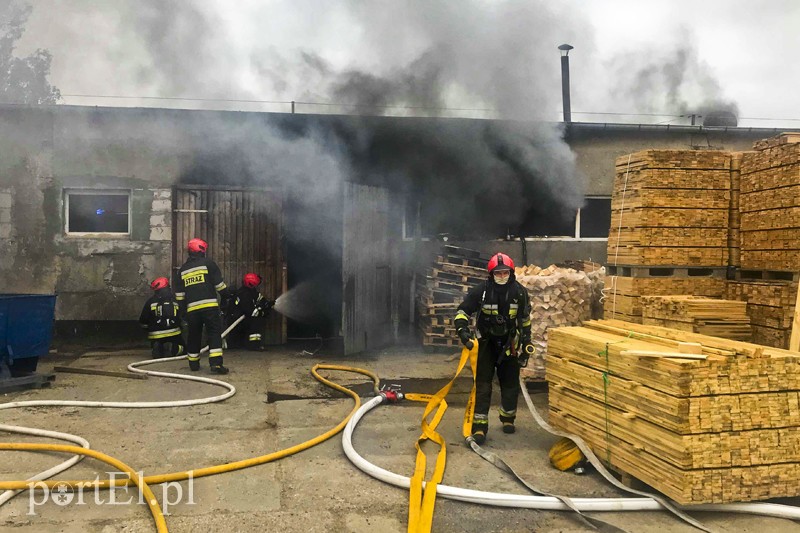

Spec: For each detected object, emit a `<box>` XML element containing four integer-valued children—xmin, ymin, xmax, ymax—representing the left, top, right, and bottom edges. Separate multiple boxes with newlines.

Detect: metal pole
<box><xmin>291</xmin><ymin>100</ymin><xmax>295</xmax><ymax>114</ymax></box>
<box><xmin>560</xmin><ymin>55</ymin><xmax>571</xmax><ymax>123</ymax></box>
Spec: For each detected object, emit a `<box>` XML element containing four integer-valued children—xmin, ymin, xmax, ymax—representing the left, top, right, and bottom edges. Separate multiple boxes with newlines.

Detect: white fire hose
<box><xmin>343</xmin><ymin>395</ymin><xmax>800</xmax><ymax>522</ymax></box>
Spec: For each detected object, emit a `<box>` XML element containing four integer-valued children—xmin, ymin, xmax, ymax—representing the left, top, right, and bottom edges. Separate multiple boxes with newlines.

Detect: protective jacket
<box><xmin>231</xmin><ymin>286</ymin><xmax>273</xmax><ymax>319</ymax></box>
<box><xmin>174</xmin><ymin>256</ymin><xmax>228</xmax><ymax>313</ymax></box>
<box><xmin>138</xmin><ymin>288</ymin><xmax>183</xmax><ymax>340</ymax></box>
<box><xmin>454</xmin><ymin>277</ymin><xmax>532</xmax><ymax>349</ymax></box>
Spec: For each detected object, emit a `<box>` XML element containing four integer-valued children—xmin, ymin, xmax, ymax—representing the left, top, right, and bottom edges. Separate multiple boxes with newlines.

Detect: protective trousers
<box><xmin>472</xmin><ymin>336</ymin><xmax>521</xmax><ymax>434</ymax></box>
<box><xmin>186</xmin><ymin>308</ymin><xmax>224</xmax><ymax>367</ymax></box>
<box><xmin>150</xmin><ymin>333</ymin><xmax>185</xmax><ymax>358</ymax></box>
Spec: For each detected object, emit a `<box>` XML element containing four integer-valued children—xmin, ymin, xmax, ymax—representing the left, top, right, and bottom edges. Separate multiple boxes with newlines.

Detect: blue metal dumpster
<box><xmin>0</xmin><ymin>294</ymin><xmax>57</xmax><ymax>376</ymax></box>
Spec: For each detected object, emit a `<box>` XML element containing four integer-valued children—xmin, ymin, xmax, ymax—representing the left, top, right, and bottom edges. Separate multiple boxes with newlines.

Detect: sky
<box><xmin>15</xmin><ymin>0</ymin><xmax>800</xmax><ymax>128</ymax></box>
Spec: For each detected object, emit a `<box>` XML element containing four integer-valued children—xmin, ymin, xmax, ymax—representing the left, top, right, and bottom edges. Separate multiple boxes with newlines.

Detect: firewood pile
<box><xmin>559</xmin><ymin>260</ymin><xmax>605</xmax><ymax>318</ymax></box>
<box><xmin>516</xmin><ymin>264</ymin><xmax>593</xmax><ymax>380</ymax></box>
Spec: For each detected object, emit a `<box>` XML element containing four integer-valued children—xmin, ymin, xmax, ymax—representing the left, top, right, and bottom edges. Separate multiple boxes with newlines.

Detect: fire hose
<box><xmin>341</xmin><ymin>344</ymin><xmax>800</xmax><ymax>532</ymax></box>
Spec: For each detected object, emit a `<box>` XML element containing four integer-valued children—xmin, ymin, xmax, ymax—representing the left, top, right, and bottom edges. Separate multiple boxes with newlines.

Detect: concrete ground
<box><xmin>1</xmin><ymin>344</ymin><xmax>800</xmax><ymax>533</ymax></box>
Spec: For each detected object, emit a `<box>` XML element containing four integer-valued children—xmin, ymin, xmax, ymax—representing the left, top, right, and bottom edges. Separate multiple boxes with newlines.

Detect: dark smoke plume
<box><xmin>606</xmin><ymin>29</ymin><xmax>739</xmax><ymax>123</ymax></box>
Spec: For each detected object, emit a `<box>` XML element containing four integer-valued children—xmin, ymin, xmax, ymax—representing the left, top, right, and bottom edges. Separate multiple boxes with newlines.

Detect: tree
<box><xmin>0</xmin><ymin>1</ymin><xmax>60</xmax><ymax>105</ymax></box>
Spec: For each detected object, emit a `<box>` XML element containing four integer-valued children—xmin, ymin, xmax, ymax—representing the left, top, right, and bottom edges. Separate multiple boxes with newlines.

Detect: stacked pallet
<box><xmin>726</xmin><ymin>280</ymin><xmax>797</xmax><ymax>349</ymax></box>
<box><xmin>740</xmin><ymin>133</ymin><xmax>800</xmax><ymax>270</ymax></box>
<box><xmin>609</xmin><ymin>150</ymin><xmax>732</xmax><ymax>267</ymax></box>
<box><xmin>515</xmin><ymin>265</ymin><xmax>593</xmax><ymax>380</ymax></box>
<box><xmin>547</xmin><ymin>319</ymin><xmax>800</xmax><ymax>504</ymax></box>
<box><xmin>603</xmin><ymin>274</ymin><xmax>726</xmax><ymax>323</ymax></box>
<box><xmin>640</xmin><ymin>295</ymin><xmax>751</xmax><ymax>341</ymax></box>
<box><xmin>416</xmin><ymin>245</ymin><xmax>488</xmax><ymax>348</ymax></box>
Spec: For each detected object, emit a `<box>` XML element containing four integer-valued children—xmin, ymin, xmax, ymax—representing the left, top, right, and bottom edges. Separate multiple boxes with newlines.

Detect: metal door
<box><xmin>342</xmin><ymin>183</ymin><xmax>393</xmax><ymax>354</ymax></box>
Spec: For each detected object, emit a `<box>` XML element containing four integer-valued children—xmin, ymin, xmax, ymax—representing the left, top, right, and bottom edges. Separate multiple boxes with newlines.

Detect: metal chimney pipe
<box><xmin>558</xmin><ymin>44</ymin><xmax>574</xmax><ymax>123</ymax></box>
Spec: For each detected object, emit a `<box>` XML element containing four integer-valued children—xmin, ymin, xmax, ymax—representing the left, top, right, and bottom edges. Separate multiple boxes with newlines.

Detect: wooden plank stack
<box><xmin>547</xmin><ymin>319</ymin><xmax>800</xmax><ymax>504</ymax></box>
<box><xmin>608</xmin><ymin>150</ymin><xmax>732</xmax><ymax>267</ymax></box>
<box><xmin>516</xmin><ymin>265</ymin><xmax>593</xmax><ymax>380</ymax></box>
<box><xmin>416</xmin><ymin>245</ymin><xmax>487</xmax><ymax>348</ymax></box>
<box><xmin>740</xmin><ymin>133</ymin><xmax>800</xmax><ymax>270</ymax></box>
<box><xmin>603</xmin><ymin>275</ymin><xmax>726</xmax><ymax>324</ymax></box>
<box><xmin>640</xmin><ymin>295</ymin><xmax>751</xmax><ymax>341</ymax></box>
<box><xmin>726</xmin><ymin>280</ymin><xmax>797</xmax><ymax>349</ymax></box>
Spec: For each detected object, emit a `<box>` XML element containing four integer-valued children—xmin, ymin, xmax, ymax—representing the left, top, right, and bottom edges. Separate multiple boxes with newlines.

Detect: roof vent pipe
<box><xmin>558</xmin><ymin>44</ymin><xmax>574</xmax><ymax>123</ymax></box>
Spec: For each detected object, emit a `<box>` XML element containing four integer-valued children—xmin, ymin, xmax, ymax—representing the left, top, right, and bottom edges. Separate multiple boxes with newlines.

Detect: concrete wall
<box><xmin>568</xmin><ymin>123</ymin><xmax>775</xmax><ymax>196</ymax></box>
<box><xmin>0</xmin><ymin>107</ymin><xmax>177</xmax><ymax>322</ymax></box>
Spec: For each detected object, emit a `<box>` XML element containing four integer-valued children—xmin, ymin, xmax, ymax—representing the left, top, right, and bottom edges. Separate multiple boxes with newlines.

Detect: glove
<box><xmin>518</xmin><ymin>342</ymin><xmax>535</xmax><ymax>368</ymax></box>
<box><xmin>457</xmin><ymin>328</ymin><xmax>474</xmax><ymax>349</ymax></box>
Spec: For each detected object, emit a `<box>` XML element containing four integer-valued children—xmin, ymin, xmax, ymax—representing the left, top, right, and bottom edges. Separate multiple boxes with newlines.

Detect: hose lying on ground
<box><xmin>342</xmin><ymin>393</ymin><xmax>800</xmax><ymax>523</ymax></box>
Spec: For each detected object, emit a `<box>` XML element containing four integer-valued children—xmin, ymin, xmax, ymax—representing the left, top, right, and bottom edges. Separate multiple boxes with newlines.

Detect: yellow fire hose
<box><xmin>0</xmin><ymin>363</ymin><xmax>379</xmax><ymax>532</ymax></box>
<box><xmin>404</xmin><ymin>342</ymin><xmax>478</xmax><ymax>533</ymax></box>
<box><xmin>0</xmin><ymin>443</ymin><xmax>168</xmax><ymax>533</ymax></box>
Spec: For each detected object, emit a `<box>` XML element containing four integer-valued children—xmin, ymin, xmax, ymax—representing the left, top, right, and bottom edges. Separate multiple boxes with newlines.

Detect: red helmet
<box><xmin>150</xmin><ymin>277</ymin><xmax>170</xmax><ymax>291</ymax></box>
<box><xmin>187</xmin><ymin>238</ymin><xmax>208</xmax><ymax>254</ymax></box>
<box><xmin>487</xmin><ymin>253</ymin><xmax>514</xmax><ymax>273</ymax></box>
<box><xmin>243</xmin><ymin>272</ymin><xmax>262</xmax><ymax>288</ymax></box>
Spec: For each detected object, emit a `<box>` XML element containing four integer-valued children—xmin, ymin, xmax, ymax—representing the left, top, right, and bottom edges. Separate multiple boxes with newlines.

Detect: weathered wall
<box><xmin>1</xmin><ymin>104</ymin><xmax>797</xmax><ymax>342</ymax></box>
<box><xmin>568</xmin><ymin>124</ymin><xmax>772</xmax><ymax>196</ymax></box>
<box><xmin>0</xmin><ymin>107</ymin><xmax>177</xmax><ymax>321</ymax></box>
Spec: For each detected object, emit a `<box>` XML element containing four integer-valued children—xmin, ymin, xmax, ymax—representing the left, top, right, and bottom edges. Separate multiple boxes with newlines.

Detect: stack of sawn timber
<box><xmin>726</xmin><ymin>279</ymin><xmax>797</xmax><ymax>350</ymax></box>
<box><xmin>608</xmin><ymin>150</ymin><xmax>732</xmax><ymax>267</ymax></box>
<box><xmin>516</xmin><ymin>264</ymin><xmax>593</xmax><ymax>381</ymax></box>
<box><xmin>604</xmin><ymin>150</ymin><xmax>731</xmax><ymax>324</ymax></box>
<box><xmin>640</xmin><ymin>295</ymin><xmax>752</xmax><ymax>341</ymax></box>
<box><xmin>417</xmin><ymin>245</ymin><xmax>488</xmax><ymax>348</ymax></box>
<box><xmin>734</xmin><ymin>133</ymin><xmax>800</xmax><ymax>348</ymax></box>
<box><xmin>547</xmin><ymin>319</ymin><xmax>800</xmax><ymax>504</ymax></box>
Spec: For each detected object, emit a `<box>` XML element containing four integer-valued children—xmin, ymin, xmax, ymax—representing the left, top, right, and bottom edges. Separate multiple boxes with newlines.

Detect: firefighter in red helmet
<box><xmin>224</xmin><ymin>272</ymin><xmax>276</xmax><ymax>351</ymax></box>
<box><xmin>139</xmin><ymin>277</ymin><xmax>185</xmax><ymax>358</ymax></box>
<box><xmin>174</xmin><ymin>238</ymin><xmax>232</xmax><ymax>374</ymax></box>
<box><xmin>453</xmin><ymin>252</ymin><xmax>533</xmax><ymax>445</ymax></box>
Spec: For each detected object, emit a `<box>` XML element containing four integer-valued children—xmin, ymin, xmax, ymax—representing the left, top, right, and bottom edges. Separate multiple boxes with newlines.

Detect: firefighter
<box><xmin>454</xmin><ymin>252</ymin><xmax>533</xmax><ymax>445</ymax></box>
<box><xmin>174</xmin><ymin>238</ymin><xmax>231</xmax><ymax>374</ymax></box>
<box><xmin>138</xmin><ymin>277</ymin><xmax>185</xmax><ymax>358</ymax></box>
<box><xmin>225</xmin><ymin>272</ymin><xmax>276</xmax><ymax>350</ymax></box>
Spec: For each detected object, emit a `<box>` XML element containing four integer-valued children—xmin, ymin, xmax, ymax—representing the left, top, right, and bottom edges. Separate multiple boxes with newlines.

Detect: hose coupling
<box><xmin>379</xmin><ymin>390</ymin><xmax>404</xmax><ymax>403</ymax></box>
<box><xmin>379</xmin><ymin>384</ymin><xmax>404</xmax><ymax>403</ymax></box>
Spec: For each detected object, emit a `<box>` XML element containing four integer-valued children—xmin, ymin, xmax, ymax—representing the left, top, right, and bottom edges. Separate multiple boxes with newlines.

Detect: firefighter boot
<box><xmin>500</xmin><ymin>409</ymin><xmax>516</xmax><ymax>434</ymax></box>
<box><xmin>471</xmin><ymin>429</ymin><xmax>487</xmax><ymax>445</ymax></box>
<box><xmin>210</xmin><ymin>356</ymin><xmax>229</xmax><ymax>375</ymax></box>
<box><xmin>188</xmin><ymin>357</ymin><xmax>200</xmax><ymax>372</ymax></box>
<box><xmin>151</xmin><ymin>342</ymin><xmax>163</xmax><ymax>358</ymax></box>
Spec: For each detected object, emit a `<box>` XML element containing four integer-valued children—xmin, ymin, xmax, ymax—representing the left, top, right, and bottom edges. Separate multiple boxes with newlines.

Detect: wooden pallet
<box><xmin>607</xmin><ymin>265</ymin><xmax>728</xmax><ymax>278</ymax></box>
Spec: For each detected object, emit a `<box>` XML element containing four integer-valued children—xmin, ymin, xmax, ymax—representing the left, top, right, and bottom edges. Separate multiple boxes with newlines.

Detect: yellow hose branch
<box><xmin>0</xmin><ymin>364</ymin><xmax>379</xmax><ymax>491</ymax></box>
<box><xmin>406</xmin><ymin>343</ymin><xmax>478</xmax><ymax>533</ymax></box>
<box><xmin>0</xmin><ymin>443</ymin><xmax>167</xmax><ymax>533</ymax></box>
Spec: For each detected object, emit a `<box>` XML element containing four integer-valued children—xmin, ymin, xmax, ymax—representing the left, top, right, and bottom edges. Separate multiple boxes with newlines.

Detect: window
<box><xmin>577</xmin><ymin>197</ymin><xmax>611</xmax><ymax>238</ymax></box>
<box><xmin>402</xmin><ymin>194</ymin><xmax>612</xmax><ymax>241</ymax></box>
<box><xmin>65</xmin><ymin>190</ymin><xmax>130</xmax><ymax>235</ymax></box>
